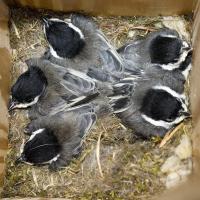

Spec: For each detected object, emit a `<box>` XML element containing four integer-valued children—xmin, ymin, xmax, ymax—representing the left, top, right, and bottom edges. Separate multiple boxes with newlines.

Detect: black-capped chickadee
<box><xmin>42</xmin><ymin>14</ymin><xmax>125</xmax><ymax>83</ymax></box>
<box><xmin>16</xmin><ymin>102</ymin><xmax>109</xmax><ymax>171</ymax></box>
<box><xmin>109</xmin><ymin>78</ymin><xmax>190</xmax><ymax>138</ymax></box>
<box><xmin>118</xmin><ymin>28</ymin><xmax>192</xmax><ymax>79</ymax></box>
<box><xmin>9</xmin><ymin>57</ymin><xmax>102</xmax><ymax>119</ymax></box>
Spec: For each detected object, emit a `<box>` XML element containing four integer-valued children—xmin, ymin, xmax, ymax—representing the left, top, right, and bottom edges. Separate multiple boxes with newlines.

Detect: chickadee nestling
<box><xmin>109</xmin><ymin>38</ymin><xmax>192</xmax><ymax>138</ymax></box>
<box><xmin>9</xmin><ymin>57</ymin><xmax>103</xmax><ymax>119</ymax></box>
<box><xmin>42</xmin><ymin>14</ymin><xmax>125</xmax><ymax>83</ymax></box>
<box><xmin>120</xmin><ymin>47</ymin><xmax>192</xmax><ymax>96</ymax></box>
<box><xmin>16</xmin><ymin>102</ymin><xmax>109</xmax><ymax>171</ymax></box>
<box><xmin>109</xmin><ymin>78</ymin><xmax>190</xmax><ymax>138</ymax></box>
<box><xmin>118</xmin><ymin>28</ymin><xmax>192</xmax><ymax>79</ymax></box>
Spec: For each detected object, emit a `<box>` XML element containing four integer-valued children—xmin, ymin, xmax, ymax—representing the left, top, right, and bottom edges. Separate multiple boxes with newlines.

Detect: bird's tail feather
<box><xmin>109</xmin><ymin>80</ymin><xmax>135</xmax><ymax>114</ymax></box>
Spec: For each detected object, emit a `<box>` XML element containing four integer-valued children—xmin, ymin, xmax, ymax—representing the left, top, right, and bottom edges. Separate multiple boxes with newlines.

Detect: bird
<box><xmin>8</xmin><ymin>57</ymin><xmax>106</xmax><ymax>119</ymax></box>
<box><xmin>42</xmin><ymin>14</ymin><xmax>126</xmax><ymax>83</ymax></box>
<box><xmin>119</xmin><ymin>47</ymin><xmax>192</xmax><ymax>97</ymax></box>
<box><xmin>108</xmin><ymin>28</ymin><xmax>192</xmax><ymax>139</ymax></box>
<box><xmin>16</xmin><ymin>102</ymin><xmax>110</xmax><ymax>171</ymax></box>
<box><xmin>117</xmin><ymin>28</ymin><xmax>192</xmax><ymax>79</ymax></box>
<box><xmin>109</xmin><ymin>76</ymin><xmax>190</xmax><ymax>139</ymax></box>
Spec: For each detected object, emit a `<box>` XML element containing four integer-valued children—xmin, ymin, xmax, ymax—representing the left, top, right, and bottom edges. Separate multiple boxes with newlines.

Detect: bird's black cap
<box><xmin>10</xmin><ymin>66</ymin><xmax>47</xmax><ymax>108</ymax></box>
<box><xmin>17</xmin><ymin>129</ymin><xmax>61</xmax><ymax>165</ymax></box>
<box><xmin>43</xmin><ymin>17</ymin><xmax>85</xmax><ymax>58</ymax></box>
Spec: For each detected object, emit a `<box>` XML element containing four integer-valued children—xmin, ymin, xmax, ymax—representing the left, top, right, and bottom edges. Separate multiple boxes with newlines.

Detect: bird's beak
<box><xmin>15</xmin><ymin>154</ymin><xmax>25</xmax><ymax>165</ymax></box>
<box><xmin>182</xmin><ymin>46</ymin><xmax>191</xmax><ymax>51</ymax></box>
<box><xmin>42</xmin><ymin>17</ymin><xmax>50</xmax><ymax>27</ymax></box>
<box><xmin>187</xmin><ymin>49</ymin><xmax>193</xmax><ymax>56</ymax></box>
<box><xmin>181</xmin><ymin>111</ymin><xmax>191</xmax><ymax>118</ymax></box>
<box><xmin>8</xmin><ymin>99</ymin><xmax>18</xmax><ymax>112</ymax></box>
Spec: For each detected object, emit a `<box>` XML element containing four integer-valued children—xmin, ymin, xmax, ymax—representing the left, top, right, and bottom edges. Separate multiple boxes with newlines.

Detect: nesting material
<box><xmin>175</xmin><ymin>135</ymin><xmax>192</xmax><ymax>160</ymax></box>
<box><xmin>162</xmin><ymin>16</ymin><xmax>191</xmax><ymax>41</ymax></box>
<box><xmin>1</xmin><ymin>8</ymin><xmax>193</xmax><ymax>199</ymax></box>
<box><xmin>165</xmin><ymin>172</ymin><xmax>181</xmax><ymax>189</ymax></box>
<box><xmin>164</xmin><ymin>158</ymin><xmax>192</xmax><ymax>189</ymax></box>
<box><xmin>161</xmin><ymin>135</ymin><xmax>193</xmax><ymax>188</ymax></box>
<box><xmin>161</xmin><ymin>155</ymin><xmax>181</xmax><ymax>174</ymax></box>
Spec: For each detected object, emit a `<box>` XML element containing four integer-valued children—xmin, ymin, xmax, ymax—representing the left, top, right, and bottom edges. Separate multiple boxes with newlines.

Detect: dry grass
<box><xmin>1</xmin><ymin>8</ymin><xmax>193</xmax><ymax>199</ymax></box>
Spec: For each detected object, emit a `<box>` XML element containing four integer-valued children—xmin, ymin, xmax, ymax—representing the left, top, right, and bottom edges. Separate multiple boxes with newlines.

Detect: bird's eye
<box><xmin>165</xmin><ymin>118</ymin><xmax>173</xmax><ymax>122</ymax></box>
<box><xmin>27</xmin><ymin>98</ymin><xmax>34</xmax><ymax>103</ymax></box>
<box><xmin>30</xmin><ymin>98</ymin><xmax>34</xmax><ymax>102</ymax></box>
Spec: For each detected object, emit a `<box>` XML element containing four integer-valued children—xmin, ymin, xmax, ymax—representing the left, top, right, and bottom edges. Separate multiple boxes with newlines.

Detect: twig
<box><xmin>129</xmin><ymin>25</ymin><xmax>156</xmax><ymax>32</ymax></box>
<box><xmin>101</xmin><ymin>122</ymin><xmax>108</xmax><ymax>135</ymax></box>
<box><xmin>32</xmin><ymin>169</ymin><xmax>39</xmax><ymax>188</ymax></box>
<box><xmin>11</xmin><ymin>19</ymin><xmax>20</xmax><ymax>39</ymax></box>
<box><xmin>20</xmin><ymin>138</ymin><xmax>25</xmax><ymax>154</ymax></box>
<box><xmin>43</xmin><ymin>175</ymin><xmax>55</xmax><ymax>190</ymax></box>
<box><xmin>159</xmin><ymin>123</ymin><xmax>184</xmax><ymax>148</ymax></box>
<box><xmin>119</xmin><ymin>123</ymin><xmax>127</xmax><ymax>130</ymax></box>
<box><xmin>96</xmin><ymin>132</ymin><xmax>104</xmax><ymax>178</ymax></box>
<box><xmin>23</xmin><ymin>42</ymin><xmax>40</xmax><ymax>51</ymax></box>
<box><xmin>78</xmin><ymin>148</ymin><xmax>90</xmax><ymax>163</ymax></box>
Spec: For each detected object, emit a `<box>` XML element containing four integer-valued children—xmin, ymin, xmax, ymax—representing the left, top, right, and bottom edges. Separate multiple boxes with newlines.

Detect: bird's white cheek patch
<box><xmin>28</xmin><ymin>128</ymin><xmax>45</xmax><ymax>142</ymax></box>
<box><xmin>37</xmin><ymin>154</ymin><xmax>61</xmax><ymax>165</ymax></box>
<box><xmin>49</xmin><ymin>46</ymin><xmax>64</xmax><ymax>60</ymax></box>
<box><xmin>13</xmin><ymin>103</ymin><xmax>32</xmax><ymax>109</ymax></box>
<box><xmin>13</xmin><ymin>95</ymin><xmax>40</xmax><ymax>109</ymax></box>
<box><xmin>182</xmin><ymin>64</ymin><xmax>192</xmax><ymax>79</ymax></box>
<box><xmin>160</xmin><ymin>34</ymin><xmax>177</xmax><ymax>38</ymax></box>
<box><xmin>159</xmin><ymin>49</ymin><xmax>191</xmax><ymax>71</ymax></box>
<box><xmin>21</xmin><ymin>161</ymin><xmax>34</xmax><ymax>166</ymax></box>
<box><xmin>142</xmin><ymin>114</ymin><xmax>187</xmax><ymax>129</ymax></box>
<box><xmin>49</xmin><ymin>154</ymin><xmax>60</xmax><ymax>164</ymax></box>
<box><xmin>68</xmin><ymin>22</ymin><xmax>84</xmax><ymax>39</ymax></box>
<box><xmin>142</xmin><ymin>114</ymin><xmax>172</xmax><ymax>129</ymax></box>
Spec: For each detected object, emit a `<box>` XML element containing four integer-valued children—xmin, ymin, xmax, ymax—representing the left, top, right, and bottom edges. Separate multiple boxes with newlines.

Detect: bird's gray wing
<box><xmin>97</xmin><ymin>30</ymin><xmax>124</xmax><ymax>76</ymax></box>
<box><xmin>117</xmin><ymin>36</ymin><xmax>152</xmax><ymax>75</ymax></box>
<box><xmin>78</xmin><ymin>111</ymin><xmax>97</xmax><ymax>138</ymax></box>
<box><xmin>100</xmin><ymin>49</ymin><xmax>124</xmax><ymax>79</ymax></box>
<box><xmin>117</xmin><ymin>38</ymin><xmax>144</xmax><ymax>55</ymax></box>
<box><xmin>109</xmin><ymin>77</ymin><xmax>138</xmax><ymax>114</ymax></box>
<box><xmin>71</xmin><ymin>15</ymin><xmax>125</xmax><ymax>81</ymax></box>
<box><xmin>60</xmin><ymin>68</ymin><xmax>97</xmax><ymax>96</ymax></box>
<box><xmin>63</xmin><ymin>105</ymin><xmax>97</xmax><ymax>161</ymax></box>
<box><xmin>45</xmin><ymin>65</ymin><xmax>99</xmax><ymax>108</ymax></box>
<box><xmin>87</xmin><ymin>67</ymin><xmax>115</xmax><ymax>82</ymax></box>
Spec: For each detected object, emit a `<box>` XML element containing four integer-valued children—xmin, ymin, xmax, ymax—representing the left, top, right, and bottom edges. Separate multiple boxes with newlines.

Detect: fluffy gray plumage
<box><xmin>11</xmin><ymin>57</ymin><xmax>111</xmax><ymax>120</ymax></box>
<box><xmin>109</xmin><ymin>29</ymin><xmax>191</xmax><ymax>135</ymax></box>
<box><xmin>42</xmin><ymin>14</ymin><xmax>126</xmax><ymax>83</ymax></box>
<box><xmin>118</xmin><ymin>28</ymin><xmax>191</xmax><ymax>79</ymax></box>
<box><xmin>21</xmin><ymin>102</ymin><xmax>110</xmax><ymax>170</ymax></box>
<box><xmin>109</xmin><ymin>67</ymin><xmax>189</xmax><ymax>138</ymax></box>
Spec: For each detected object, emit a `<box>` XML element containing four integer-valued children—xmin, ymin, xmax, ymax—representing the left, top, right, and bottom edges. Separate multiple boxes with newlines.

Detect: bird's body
<box><xmin>17</xmin><ymin>102</ymin><xmax>110</xmax><ymax>170</ymax></box>
<box><xmin>111</xmin><ymin>30</ymin><xmax>192</xmax><ymax>137</ymax></box>
<box><xmin>110</xmin><ymin>82</ymin><xmax>188</xmax><ymax>138</ymax></box>
<box><xmin>42</xmin><ymin>14</ymin><xmax>125</xmax><ymax>83</ymax></box>
<box><xmin>135</xmin><ymin>66</ymin><xmax>186</xmax><ymax>94</ymax></box>
<box><xmin>118</xmin><ymin>28</ymin><xmax>192</xmax><ymax>79</ymax></box>
<box><xmin>10</xmin><ymin>57</ymin><xmax>112</xmax><ymax>119</ymax></box>
<box><xmin>110</xmin><ymin>73</ymin><xmax>189</xmax><ymax>138</ymax></box>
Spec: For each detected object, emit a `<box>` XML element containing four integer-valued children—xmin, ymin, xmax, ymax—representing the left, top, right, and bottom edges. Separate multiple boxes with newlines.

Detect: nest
<box><xmin>1</xmin><ymin>8</ymin><xmax>193</xmax><ymax>199</ymax></box>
